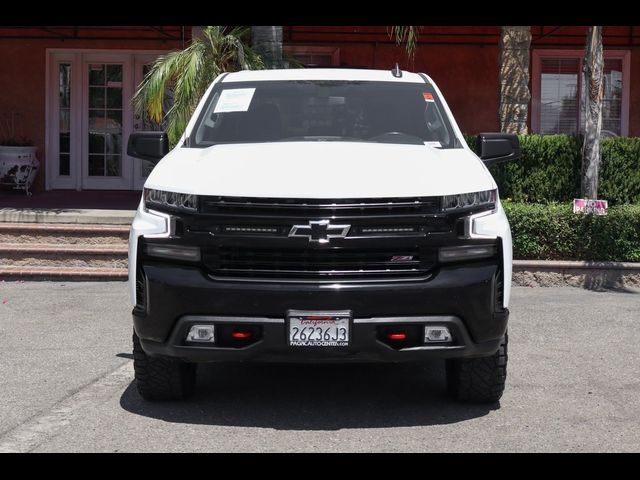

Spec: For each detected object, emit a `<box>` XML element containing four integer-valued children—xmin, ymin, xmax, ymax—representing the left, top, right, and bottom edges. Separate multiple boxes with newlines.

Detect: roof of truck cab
<box><xmin>221</xmin><ymin>68</ymin><xmax>429</xmax><ymax>84</ymax></box>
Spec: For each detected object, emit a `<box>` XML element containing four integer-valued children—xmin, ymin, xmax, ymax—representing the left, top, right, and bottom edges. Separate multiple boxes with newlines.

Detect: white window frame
<box><xmin>531</xmin><ymin>49</ymin><xmax>630</xmax><ymax>136</ymax></box>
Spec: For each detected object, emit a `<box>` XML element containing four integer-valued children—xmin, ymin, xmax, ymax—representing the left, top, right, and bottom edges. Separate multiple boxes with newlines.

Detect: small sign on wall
<box><xmin>573</xmin><ymin>199</ymin><xmax>608</xmax><ymax>215</ymax></box>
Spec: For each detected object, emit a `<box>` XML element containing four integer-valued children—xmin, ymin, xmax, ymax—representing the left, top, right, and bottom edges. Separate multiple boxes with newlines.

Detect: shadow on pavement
<box><xmin>119</xmin><ymin>362</ymin><xmax>497</xmax><ymax>430</ymax></box>
<box><xmin>581</xmin><ymin>270</ymin><xmax>640</xmax><ymax>293</ymax></box>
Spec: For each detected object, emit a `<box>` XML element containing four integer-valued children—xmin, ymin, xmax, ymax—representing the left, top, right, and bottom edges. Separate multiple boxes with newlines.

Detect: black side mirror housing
<box><xmin>476</xmin><ymin>133</ymin><xmax>520</xmax><ymax>167</ymax></box>
<box><xmin>127</xmin><ymin>132</ymin><xmax>169</xmax><ymax>164</ymax></box>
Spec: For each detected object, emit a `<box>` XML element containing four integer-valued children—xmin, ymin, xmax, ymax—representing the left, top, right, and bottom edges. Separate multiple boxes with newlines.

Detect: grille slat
<box><xmin>211</xmin><ymin>259</ymin><xmax>423</xmax><ymax>268</ymax></box>
<box><xmin>213</xmin><ymin>268</ymin><xmax>426</xmax><ymax>277</ymax></box>
<box><xmin>204</xmin><ymin>246</ymin><xmax>433</xmax><ymax>280</ymax></box>
<box><xmin>200</xmin><ymin>195</ymin><xmax>440</xmax><ymax>218</ymax></box>
<box><xmin>212</xmin><ymin>248</ymin><xmax>419</xmax><ymax>259</ymax></box>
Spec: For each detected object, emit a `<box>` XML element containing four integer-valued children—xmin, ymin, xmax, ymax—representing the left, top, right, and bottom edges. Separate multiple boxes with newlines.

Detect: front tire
<box><xmin>133</xmin><ymin>331</ymin><xmax>197</xmax><ymax>401</ymax></box>
<box><xmin>446</xmin><ymin>333</ymin><xmax>508</xmax><ymax>403</ymax></box>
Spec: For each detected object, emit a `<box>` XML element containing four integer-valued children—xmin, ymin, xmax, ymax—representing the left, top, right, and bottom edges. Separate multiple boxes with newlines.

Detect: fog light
<box><xmin>186</xmin><ymin>325</ymin><xmax>215</xmax><ymax>343</ymax></box>
<box><xmin>424</xmin><ymin>326</ymin><xmax>452</xmax><ymax>343</ymax></box>
<box><xmin>231</xmin><ymin>330</ymin><xmax>252</xmax><ymax>339</ymax></box>
<box><xmin>386</xmin><ymin>332</ymin><xmax>407</xmax><ymax>340</ymax></box>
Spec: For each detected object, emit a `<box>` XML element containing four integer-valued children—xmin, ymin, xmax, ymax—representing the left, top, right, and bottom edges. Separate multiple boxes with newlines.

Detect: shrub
<box><xmin>464</xmin><ymin>134</ymin><xmax>640</xmax><ymax>205</ymax></box>
<box><xmin>503</xmin><ymin>202</ymin><xmax>640</xmax><ymax>262</ymax></box>
<box><xmin>599</xmin><ymin>138</ymin><xmax>640</xmax><ymax>205</ymax></box>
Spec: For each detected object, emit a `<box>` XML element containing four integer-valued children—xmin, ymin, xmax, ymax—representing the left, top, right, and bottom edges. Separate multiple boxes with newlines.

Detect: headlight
<box><xmin>144</xmin><ymin>188</ymin><xmax>198</xmax><ymax>212</ymax></box>
<box><xmin>441</xmin><ymin>189</ymin><xmax>496</xmax><ymax>212</ymax></box>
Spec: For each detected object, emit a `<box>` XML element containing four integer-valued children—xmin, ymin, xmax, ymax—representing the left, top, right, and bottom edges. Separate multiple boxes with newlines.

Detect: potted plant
<box><xmin>0</xmin><ymin>113</ymin><xmax>39</xmax><ymax>195</ymax></box>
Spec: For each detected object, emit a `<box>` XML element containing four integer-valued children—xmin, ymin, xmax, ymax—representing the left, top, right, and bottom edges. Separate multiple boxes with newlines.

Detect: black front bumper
<box><xmin>133</xmin><ymin>261</ymin><xmax>508</xmax><ymax>363</ymax></box>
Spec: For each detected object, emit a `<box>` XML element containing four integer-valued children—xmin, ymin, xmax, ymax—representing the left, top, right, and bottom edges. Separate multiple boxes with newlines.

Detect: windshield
<box><xmin>189</xmin><ymin>80</ymin><xmax>461</xmax><ymax>148</ymax></box>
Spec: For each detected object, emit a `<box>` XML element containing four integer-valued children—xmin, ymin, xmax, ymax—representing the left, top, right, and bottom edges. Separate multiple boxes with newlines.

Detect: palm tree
<box><xmin>390</xmin><ymin>26</ymin><xmax>420</xmax><ymax>60</ymax></box>
<box><xmin>133</xmin><ymin>26</ymin><xmax>264</xmax><ymax>145</ymax></box>
<box><xmin>581</xmin><ymin>26</ymin><xmax>604</xmax><ymax>199</ymax></box>
<box><xmin>498</xmin><ymin>27</ymin><xmax>531</xmax><ymax>134</ymax></box>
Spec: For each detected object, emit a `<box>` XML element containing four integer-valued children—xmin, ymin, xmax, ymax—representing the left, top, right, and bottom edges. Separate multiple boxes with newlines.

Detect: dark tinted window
<box><xmin>190</xmin><ymin>81</ymin><xmax>460</xmax><ymax>148</ymax></box>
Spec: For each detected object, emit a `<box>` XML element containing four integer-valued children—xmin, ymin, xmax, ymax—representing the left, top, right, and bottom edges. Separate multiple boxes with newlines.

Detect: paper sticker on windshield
<box><xmin>425</xmin><ymin>141</ymin><xmax>442</xmax><ymax>148</ymax></box>
<box><xmin>214</xmin><ymin>88</ymin><xmax>256</xmax><ymax>113</ymax></box>
<box><xmin>423</xmin><ymin>92</ymin><xmax>435</xmax><ymax>102</ymax></box>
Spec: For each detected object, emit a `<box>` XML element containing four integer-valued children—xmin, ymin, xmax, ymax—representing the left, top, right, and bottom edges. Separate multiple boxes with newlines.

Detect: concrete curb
<box><xmin>0</xmin><ymin>243</ymin><xmax>128</xmax><ymax>255</ymax></box>
<box><xmin>0</xmin><ymin>222</ymin><xmax>130</xmax><ymax>233</ymax></box>
<box><xmin>0</xmin><ymin>208</ymin><xmax>135</xmax><ymax>225</ymax></box>
<box><xmin>513</xmin><ymin>260</ymin><xmax>640</xmax><ymax>289</ymax></box>
<box><xmin>0</xmin><ymin>266</ymin><xmax>128</xmax><ymax>279</ymax></box>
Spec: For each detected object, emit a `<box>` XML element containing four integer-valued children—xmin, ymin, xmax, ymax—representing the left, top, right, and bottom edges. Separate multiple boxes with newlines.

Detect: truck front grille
<box><xmin>203</xmin><ymin>246</ymin><xmax>435</xmax><ymax>280</ymax></box>
<box><xmin>147</xmin><ymin>195</ymin><xmax>492</xmax><ymax>282</ymax></box>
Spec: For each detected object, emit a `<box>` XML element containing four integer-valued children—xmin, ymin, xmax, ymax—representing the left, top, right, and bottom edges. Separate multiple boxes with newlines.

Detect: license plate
<box><xmin>288</xmin><ymin>310</ymin><xmax>351</xmax><ymax>347</ymax></box>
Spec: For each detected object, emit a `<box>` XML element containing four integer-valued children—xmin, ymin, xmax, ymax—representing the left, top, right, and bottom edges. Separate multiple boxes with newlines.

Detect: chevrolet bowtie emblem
<box><xmin>288</xmin><ymin>219</ymin><xmax>351</xmax><ymax>243</ymax></box>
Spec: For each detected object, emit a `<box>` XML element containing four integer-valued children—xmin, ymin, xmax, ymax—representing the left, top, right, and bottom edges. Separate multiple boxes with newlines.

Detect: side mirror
<box><xmin>127</xmin><ymin>132</ymin><xmax>169</xmax><ymax>164</ymax></box>
<box><xmin>476</xmin><ymin>133</ymin><xmax>520</xmax><ymax>167</ymax></box>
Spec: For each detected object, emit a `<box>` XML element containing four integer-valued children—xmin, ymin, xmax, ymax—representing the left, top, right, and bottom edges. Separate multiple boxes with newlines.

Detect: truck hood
<box><xmin>144</xmin><ymin>142</ymin><xmax>496</xmax><ymax>198</ymax></box>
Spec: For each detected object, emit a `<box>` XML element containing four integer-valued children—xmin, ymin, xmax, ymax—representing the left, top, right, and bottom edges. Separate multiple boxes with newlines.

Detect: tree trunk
<box><xmin>498</xmin><ymin>26</ymin><xmax>531</xmax><ymax>134</ymax></box>
<box><xmin>251</xmin><ymin>26</ymin><xmax>283</xmax><ymax>69</ymax></box>
<box><xmin>581</xmin><ymin>26</ymin><xmax>604</xmax><ymax>200</ymax></box>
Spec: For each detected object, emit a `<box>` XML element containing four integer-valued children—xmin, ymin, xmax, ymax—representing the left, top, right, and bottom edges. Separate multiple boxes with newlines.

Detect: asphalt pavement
<box><xmin>0</xmin><ymin>281</ymin><xmax>638</xmax><ymax>452</ymax></box>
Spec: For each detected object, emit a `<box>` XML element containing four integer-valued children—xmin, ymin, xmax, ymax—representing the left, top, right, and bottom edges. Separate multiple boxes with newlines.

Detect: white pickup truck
<box><xmin>127</xmin><ymin>67</ymin><xmax>519</xmax><ymax>403</ymax></box>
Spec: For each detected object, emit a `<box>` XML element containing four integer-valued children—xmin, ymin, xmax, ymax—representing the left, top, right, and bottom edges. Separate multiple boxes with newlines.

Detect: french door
<box><xmin>47</xmin><ymin>50</ymin><xmax>167</xmax><ymax>190</ymax></box>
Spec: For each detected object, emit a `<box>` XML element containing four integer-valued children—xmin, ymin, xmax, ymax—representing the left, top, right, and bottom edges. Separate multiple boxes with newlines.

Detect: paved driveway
<box><xmin>0</xmin><ymin>282</ymin><xmax>638</xmax><ymax>452</ymax></box>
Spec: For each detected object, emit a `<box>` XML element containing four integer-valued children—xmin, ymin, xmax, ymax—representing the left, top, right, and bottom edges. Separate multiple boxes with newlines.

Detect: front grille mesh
<box><xmin>204</xmin><ymin>246</ymin><xmax>434</xmax><ymax>279</ymax></box>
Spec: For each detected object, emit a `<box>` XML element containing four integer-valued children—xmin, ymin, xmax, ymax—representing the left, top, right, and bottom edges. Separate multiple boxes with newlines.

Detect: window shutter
<box><xmin>602</xmin><ymin>59</ymin><xmax>623</xmax><ymax>135</ymax></box>
<box><xmin>539</xmin><ymin>58</ymin><xmax>580</xmax><ymax>135</ymax></box>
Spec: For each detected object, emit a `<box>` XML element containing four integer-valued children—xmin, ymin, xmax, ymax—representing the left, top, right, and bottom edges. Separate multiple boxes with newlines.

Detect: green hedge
<box><xmin>599</xmin><ymin>139</ymin><xmax>640</xmax><ymax>205</ymax></box>
<box><xmin>464</xmin><ymin>134</ymin><xmax>640</xmax><ymax>205</ymax></box>
<box><xmin>504</xmin><ymin>202</ymin><xmax>640</xmax><ymax>262</ymax></box>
